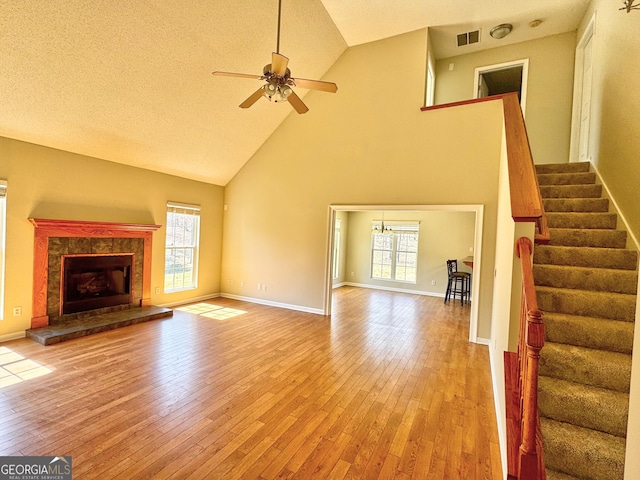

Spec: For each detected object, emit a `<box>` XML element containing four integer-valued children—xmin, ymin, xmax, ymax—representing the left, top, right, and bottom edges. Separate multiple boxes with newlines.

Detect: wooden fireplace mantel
<box><xmin>30</xmin><ymin>218</ymin><xmax>162</xmax><ymax>329</ymax></box>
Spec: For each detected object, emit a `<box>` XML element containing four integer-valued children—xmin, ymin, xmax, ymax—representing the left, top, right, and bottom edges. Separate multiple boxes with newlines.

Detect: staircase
<box><xmin>533</xmin><ymin>162</ymin><xmax>637</xmax><ymax>480</ymax></box>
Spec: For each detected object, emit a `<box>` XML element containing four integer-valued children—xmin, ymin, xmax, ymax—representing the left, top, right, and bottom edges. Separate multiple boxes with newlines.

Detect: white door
<box><xmin>477</xmin><ymin>74</ymin><xmax>489</xmax><ymax>98</ymax></box>
<box><xmin>578</xmin><ymin>33</ymin><xmax>594</xmax><ymax>162</ymax></box>
<box><xmin>570</xmin><ymin>14</ymin><xmax>596</xmax><ymax>163</ymax></box>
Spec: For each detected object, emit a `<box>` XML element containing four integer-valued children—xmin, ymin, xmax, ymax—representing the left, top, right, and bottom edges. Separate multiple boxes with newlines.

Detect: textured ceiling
<box><xmin>0</xmin><ymin>0</ymin><xmax>589</xmax><ymax>185</ymax></box>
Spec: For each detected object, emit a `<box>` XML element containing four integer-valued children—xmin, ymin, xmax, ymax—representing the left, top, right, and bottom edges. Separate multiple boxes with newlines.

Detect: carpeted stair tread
<box><xmin>545</xmin><ymin>469</ymin><xmax>581</xmax><ymax>480</ymax></box>
<box><xmin>543</xmin><ymin>197</ymin><xmax>609</xmax><ymax>213</ymax></box>
<box><xmin>539</xmin><ymin>342</ymin><xmax>632</xmax><ymax>393</ymax></box>
<box><xmin>543</xmin><ymin>312</ymin><xmax>635</xmax><ymax>354</ymax></box>
<box><xmin>533</xmin><ymin>264</ymin><xmax>638</xmax><ymax>294</ymax></box>
<box><xmin>540</xmin><ymin>184</ymin><xmax>602</xmax><ymax>198</ymax></box>
<box><xmin>536</xmin><ymin>162</ymin><xmax>591</xmax><ymax>174</ymax></box>
<box><xmin>537</xmin><ymin>172</ymin><xmax>596</xmax><ymax>186</ymax></box>
<box><xmin>537</xmin><ymin>286</ymin><xmax>636</xmax><ymax>322</ymax></box>
<box><xmin>547</xmin><ymin>228</ymin><xmax>627</xmax><ymax>248</ymax></box>
<box><xmin>546</xmin><ymin>212</ymin><xmax>617</xmax><ymax>229</ymax></box>
<box><xmin>539</xmin><ymin>376</ymin><xmax>629</xmax><ymax>437</ymax></box>
<box><xmin>541</xmin><ymin>418</ymin><xmax>625</xmax><ymax>480</ymax></box>
<box><xmin>534</xmin><ymin>245</ymin><xmax>637</xmax><ymax>270</ymax></box>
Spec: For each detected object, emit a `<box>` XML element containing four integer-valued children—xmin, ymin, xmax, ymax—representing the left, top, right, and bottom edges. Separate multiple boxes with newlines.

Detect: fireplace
<box><xmin>29</xmin><ymin>218</ymin><xmax>161</xmax><ymax>328</ymax></box>
<box><xmin>61</xmin><ymin>254</ymin><xmax>134</xmax><ymax>315</ymax></box>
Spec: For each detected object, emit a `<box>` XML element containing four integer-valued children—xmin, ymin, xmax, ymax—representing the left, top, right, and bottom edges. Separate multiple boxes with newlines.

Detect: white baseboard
<box><xmin>0</xmin><ymin>331</ymin><xmax>26</xmax><ymax>344</ymax></box>
<box><xmin>342</xmin><ymin>282</ymin><xmax>445</xmax><ymax>298</ymax></box>
<box><xmin>332</xmin><ymin>282</ymin><xmax>347</xmax><ymax>289</ymax></box>
<box><xmin>158</xmin><ymin>293</ymin><xmax>220</xmax><ymax>308</ymax></box>
<box><xmin>475</xmin><ymin>337</ymin><xmax>491</xmax><ymax>346</ymax></box>
<box><xmin>220</xmin><ymin>293</ymin><xmax>325</xmax><ymax>315</ymax></box>
<box><xmin>489</xmin><ymin>345</ymin><xmax>508</xmax><ymax>479</ymax></box>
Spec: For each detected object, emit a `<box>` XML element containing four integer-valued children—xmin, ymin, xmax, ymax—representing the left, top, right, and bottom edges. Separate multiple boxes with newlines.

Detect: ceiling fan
<box><xmin>212</xmin><ymin>0</ymin><xmax>338</xmax><ymax>114</ymax></box>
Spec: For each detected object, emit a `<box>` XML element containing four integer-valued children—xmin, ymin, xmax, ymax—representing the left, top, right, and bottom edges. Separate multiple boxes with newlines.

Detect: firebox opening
<box><xmin>62</xmin><ymin>254</ymin><xmax>134</xmax><ymax>315</ymax></box>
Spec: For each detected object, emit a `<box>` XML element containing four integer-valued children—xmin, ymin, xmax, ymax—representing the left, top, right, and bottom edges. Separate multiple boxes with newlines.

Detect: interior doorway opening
<box><xmin>324</xmin><ymin>204</ymin><xmax>484</xmax><ymax>343</ymax></box>
<box><xmin>474</xmin><ymin>59</ymin><xmax>529</xmax><ymax>116</ymax></box>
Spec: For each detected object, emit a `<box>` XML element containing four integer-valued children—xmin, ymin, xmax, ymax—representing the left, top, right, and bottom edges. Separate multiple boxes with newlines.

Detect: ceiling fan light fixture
<box><xmin>262</xmin><ymin>83</ymin><xmax>292</xmax><ymax>103</ymax></box>
<box><xmin>490</xmin><ymin>23</ymin><xmax>513</xmax><ymax>39</ymax></box>
<box><xmin>263</xmin><ymin>83</ymin><xmax>277</xmax><ymax>97</ymax></box>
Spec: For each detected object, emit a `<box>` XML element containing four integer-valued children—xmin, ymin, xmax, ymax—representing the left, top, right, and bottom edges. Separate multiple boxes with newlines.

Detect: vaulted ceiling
<box><xmin>0</xmin><ymin>0</ymin><xmax>589</xmax><ymax>185</ymax></box>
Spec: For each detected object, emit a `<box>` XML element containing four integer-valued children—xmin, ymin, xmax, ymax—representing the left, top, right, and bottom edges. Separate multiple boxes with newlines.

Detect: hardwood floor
<box><xmin>0</xmin><ymin>287</ymin><xmax>502</xmax><ymax>479</ymax></box>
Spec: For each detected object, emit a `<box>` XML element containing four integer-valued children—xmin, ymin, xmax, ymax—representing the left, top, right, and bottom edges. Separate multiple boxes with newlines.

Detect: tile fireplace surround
<box><xmin>29</xmin><ymin>218</ymin><xmax>161</xmax><ymax>329</ymax></box>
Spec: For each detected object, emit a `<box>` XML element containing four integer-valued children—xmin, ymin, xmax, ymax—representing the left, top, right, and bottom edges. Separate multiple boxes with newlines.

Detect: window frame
<box><xmin>164</xmin><ymin>201</ymin><xmax>201</xmax><ymax>293</ymax></box>
<box><xmin>370</xmin><ymin>221</ymin><xmax>419</xmax><ymax>284</ymax></box>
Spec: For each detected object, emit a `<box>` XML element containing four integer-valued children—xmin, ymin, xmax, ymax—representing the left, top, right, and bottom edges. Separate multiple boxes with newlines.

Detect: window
<box><xmin>0</xmin><ymin>181</ymin><xmax>6</xmax><ymax>320</ymax></box>
<box><xmin>332</xmin><ymin>218</ymin><xmax>341</xmax><ymax>280</ymax></box>
<box><xmin>165</xmin><ymin>202</ymin><xmax>200</xmax><ymax>292</ymax></box>
<box><xmin>371</xmin><ymin>221</ymin><xmax>419</xmax><ymax>283</ymax></box>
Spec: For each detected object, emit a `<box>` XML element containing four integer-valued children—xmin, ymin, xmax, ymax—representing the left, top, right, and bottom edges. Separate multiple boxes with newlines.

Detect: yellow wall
<box><xmin>222</xmin><ymin>29</ymin><xmax>506</xmax><ymax>338</ymax></box>
<box><xmin>0</xmin><ymin>136</ymin><xmax>224</xmax><ymax>338</ymax></box>
<box><xmin>435</xmin><ymin>32</ymin><xmax>576</xmax><ymax>167</ymax></box>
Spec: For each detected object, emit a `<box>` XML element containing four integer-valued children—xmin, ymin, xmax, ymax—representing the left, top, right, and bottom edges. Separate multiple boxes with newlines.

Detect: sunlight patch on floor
<box><xmin>0</xmin><ymin>346</ymin><xmax>53</xmax><ymax>388</ymax></box>
<box><xmin>176</xmin><ymin>303</ymin><xmax>247</xmax><ymax>320</ymax></box>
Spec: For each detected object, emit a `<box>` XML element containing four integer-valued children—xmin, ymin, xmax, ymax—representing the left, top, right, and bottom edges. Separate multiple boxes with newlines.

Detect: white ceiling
<box><xmin>0</xmin><ymin>0</ymin><xmax>589</xmax><ymax>186</ymax></box>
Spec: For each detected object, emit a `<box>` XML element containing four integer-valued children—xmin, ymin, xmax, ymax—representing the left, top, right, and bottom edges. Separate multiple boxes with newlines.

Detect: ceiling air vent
<box><xmin>457</xmin><ymin>30</ymin><xmax>481</xmax><ymax>47</ymax></box>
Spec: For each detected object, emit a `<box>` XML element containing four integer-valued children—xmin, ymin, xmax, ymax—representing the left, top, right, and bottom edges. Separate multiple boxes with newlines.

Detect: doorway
<box><xmin>323</xmin><ymin>204</ymin><xmax>485</xmax><ymax>344</ymax></box>
<box><xmin>474</xmin><ymin>59</ymin><xmax>529</xmax><ymax>116</ymax></box>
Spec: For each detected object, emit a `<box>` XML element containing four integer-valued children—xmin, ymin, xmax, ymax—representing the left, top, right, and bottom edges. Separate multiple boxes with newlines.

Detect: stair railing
<box><xmin>501</xmin><ymin>91</ymin><xmax>547</xmax><ymax>480</ymax></box>
<box><xmin>511</xmin><ymin>237</ymin><xmax>546</xmax><ymax>480</ymax></box>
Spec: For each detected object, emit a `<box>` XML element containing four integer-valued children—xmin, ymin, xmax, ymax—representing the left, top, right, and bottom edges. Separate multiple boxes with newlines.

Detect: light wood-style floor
<box><xmin>0</xmin><ymin>287</ymin><xmax>502</xmax><ymax>479</ymax></box>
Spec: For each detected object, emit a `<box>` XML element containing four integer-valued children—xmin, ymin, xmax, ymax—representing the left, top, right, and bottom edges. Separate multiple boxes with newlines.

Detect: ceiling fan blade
<box><xmin>239</xmin><ymin>87</ymin><xmax>265</xmax><ymax>109</ymax></box>
<box><xmin>212</xmin><ymin>71</ymin><xmax>263</xmax><ymax>80</ymax></box>
<box><xmin>288</xmin><ymin>91</ymin><xmax>309</xmax><ymax>114</ymax></box>
<box><xmin>271</xmin><ymin>53</ymin><xmax>289</xmax><ymax>76</ymax></box>
<box><xmin>291</xmin><ymin>78</ymin><xmax>338</xmax><ymax>93</ymax></box>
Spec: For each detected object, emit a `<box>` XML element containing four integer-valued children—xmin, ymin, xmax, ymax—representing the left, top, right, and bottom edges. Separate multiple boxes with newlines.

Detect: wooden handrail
<box><xmin>501</xmin><ymin>94</ymin><xmax>550</xmax><ymax>243</ymax></box>
<box><xmin>509</xmin><ymin>237</ymin><xmax>546</xmax><ymax>480</ymax></box>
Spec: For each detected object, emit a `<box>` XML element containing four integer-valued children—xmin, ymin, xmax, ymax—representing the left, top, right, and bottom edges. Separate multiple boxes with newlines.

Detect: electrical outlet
<box><xmin>155</xmin><ymin>287</ymin><xmax>160</xmax><ymax>294</ymax></box>
<box><xmin>13</xmin><ymin>306</ymin><xmax>22</xmax><ymax>316</ymax></box>
<box><xmin>431</xmin><ymin>280</ymin><xmax>436</xmax><ymax>286</ymax></box>
<box><xmin>240</xmin><ymin>281</ymin><xmax>244</xmax><ymax>287</ymax></box>
<box><xmin>257</xmin><ymin>283</ymin><xmax>261</xmax><ymax>290</ymax></box>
